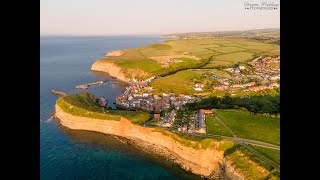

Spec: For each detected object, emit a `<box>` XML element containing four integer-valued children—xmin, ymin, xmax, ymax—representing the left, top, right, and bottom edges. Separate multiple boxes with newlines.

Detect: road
<box><xmin>180</xmin><ymin>132</ymin><xmax>280</xmax><ymax>150</ymax></box>
<box><xmin>144</xmin><ymin>115</ymin><xmax>280</xmax><ymax>170</ymax></box>
<box><xmin>144</xmin><ymin>125</ymin><xmax>280</xmax><ymax>150</ymax></box>
<box><xmin>241</xmin><ymin>143</ymin><xmax>280</xmax><ymax>170</ymax></box>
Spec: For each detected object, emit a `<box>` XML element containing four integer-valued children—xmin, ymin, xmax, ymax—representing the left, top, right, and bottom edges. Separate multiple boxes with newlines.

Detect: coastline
<box><xmin>91</xmin><ymin>60</ymin><xmax>131</xmax><ymax>83</ymax></box>
<box><xmin>55</xmin><ymin>104</ymin><xmax>243</xmax><ymax>179</ymax></box>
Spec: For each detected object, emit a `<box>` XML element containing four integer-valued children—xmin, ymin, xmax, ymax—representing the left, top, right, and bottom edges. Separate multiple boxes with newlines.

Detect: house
<box><xmin>268</xmin><ymin>82</ymin><xmax>280</xmax><ymax>88</ymax></box>
<box><xmin>162</xmin><ymin>93</ymin><xmax>169</xmax><ymax>97</ymax></box>
<box><xmin>234</xmin><ymin>67</ymin><xmax>240</xmax><ymax>73</ymax></box>
<box><xmin>133</xmin><ymin>93</ymin><xmax>142</xmax><ymax>98</ymax></box>
<box><xmin>194</xmin><ymin>83</ymin><xmax>204</xmax><ymax>88</ymax></box>
<box><xmin>239</xmin><ymin>65</ymin><xmax>246</xmax><ymax>70</ymax></box>
<box><xmin>214</xmin><ymin>85</ymin><xmax>229</xmax><ymax>91</ymax></box>
<box><xmin>196</xmin><ymin>128</ymin><xmax>206</xmax><ymax>134</ymax></box>
<box><xmin>223</xmin><ymin>81</ymin><xmax>230</xmax><ymax>85</ymax></box>
<box><xmin>194</xmin><ymin>87</ymin><xmax>203</xmax><ymax>91</ymax></box>
<box><xmin>243</xmin><ymin>82</ymin><xmax>256</xmax><ymax>87</ymax></box>
<box><xmin>231</xmin><ymin>82</ymin><xmax>256</xmax><ymax>88</ymax></box>
<box><xmin>269</xmin><ymin>74</ymin><xmax>280</xmax><ymax>81</ymax></box>
<box><xmin>199</xmin><ymin>109</ymin><xmax>213</xmax><ymax>114</ymax></box>
<box><xmin>153</xmin><ymin>114</ymin><xmax>160</xmax><ymax>120</ymax></box>
<box><xmin>246</xmin><ymin>85</ymin><xmax>269</xmax><ymax>92</ymax></box>
<box><xmin>145</xmin><ymin>86</ymin><xmax>153</xmax><ymax>90</ymax></box>
<box><xmin>224</xmin><ymin>68</ymin><xmax>234</xmax><ymax>72</ymax></box>
<box><xmin>194</xmin><ymin>83</ymin><xmax>204</xmax><ymax>91</ymax></box>
<box><xmin>230</xmin><ymin>84</ymin><xmax>244</xmax><ymax>88</ymax></box>
<box><xmin>154</xmin><ymin>105</ymin><xmax>161</xmax><ymax>113</ymax></box>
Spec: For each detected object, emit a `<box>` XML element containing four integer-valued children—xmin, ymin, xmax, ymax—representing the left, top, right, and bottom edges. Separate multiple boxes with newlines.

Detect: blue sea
<box><xmin>40</xmin><ymin>36</ymin><xmax>203</xmax><ymax>180</ymax></box>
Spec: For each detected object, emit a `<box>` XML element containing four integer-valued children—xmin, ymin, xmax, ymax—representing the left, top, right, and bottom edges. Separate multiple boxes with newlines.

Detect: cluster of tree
<box><xmin>155</xmin><ymin>57</ymin><xmax>212</xmax><ymax>77</ymax></box>
<box><xmin>185</xmin><ymin>95</ymin><xmax>280</xmax><ymax>114</ymax></box>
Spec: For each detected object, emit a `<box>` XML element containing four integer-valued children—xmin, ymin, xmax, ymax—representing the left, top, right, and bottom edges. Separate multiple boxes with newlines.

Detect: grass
<box><xmin>270</xmin><ymin>62</ymin><xmax>280</xmax><ymax>68</ymax></box>
<box><xmin>150</xmin><ymin>69</ymin><xmax>220</xmax><ymax>95</ymax></box>
<box><xmin>206</xmin><ymin>115</ymin><xmax>232</xmax><ymax>136</ymax></box>
<box><xmin>116</xmin><ymin>58</ymin><xmax>162</xmax><ymax>73</ymax></box>
<box><xmin>57</xmin><ymin>92</ymin><xmax>150</xmax><ymax>125</ymax></box>
<box><xmin>97</xmin><ymin>37</ymin><xmax>279</xmax><ymax>80</ymax></box>
<box><xmin>169</xmin><ymin>57</ymin><xmax>199</xmax><ymax>69</ymax></box>
<box><xmin>215</xmin><ymin>109</ymin><xmax>280</xmax><ymax>145</ymax></box>
<box><xmin>215</xmin><ymin>52</ymin><xmax>255</xmax><ymax>62</ymax></box>
<box><xmin>150</xmin><ymin>70</ymin><xmax>203</xmax><ymax>95</ymax></box>
<box><xmin>203</xmin><ymin>51</ymin><xmax>255</xmax><ymax>68</ymax></box>
<box><xmin>225</xmin><ymin>144</ymin><xmax>279</xmax><ymax>179</ymax></box>
<box><xmin>145</xmin><ymin>120</ymin><xmax>159</xmax><ymax>127</ymax></box>
<box><xmin>217</xmin><ymin>140</ymin><xmax>234</xmax><ymax>151</ymax></box>
<box><xmin>249</xmin><ymin>145</ymin><xmax>280</xmax><ymax>166</ymax></box>
<box><xmin>209</xmin><ymin>46</ymin><xmax>245</xmax><ymax>53</ymax></box>
<box><xmin>153</xmin><ymin>128</ymin><xmax>216</xmax><ymax>149</ymax></box>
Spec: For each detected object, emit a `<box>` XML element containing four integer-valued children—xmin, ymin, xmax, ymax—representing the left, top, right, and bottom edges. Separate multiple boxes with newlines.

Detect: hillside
<box><xmin>91</xmin><ymin>37</ymin><xmax>279</xmax><ymax>81</ymax></box>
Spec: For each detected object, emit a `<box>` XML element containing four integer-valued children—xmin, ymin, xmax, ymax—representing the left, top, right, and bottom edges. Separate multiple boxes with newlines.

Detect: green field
<box><xmin>204</xmin><ymin>51</ymin><xmax>255</xmax><ymax>68</ymax></box>
<box><xmin>57</xmin><ymin>92</ymin><xmax>150</xmax><ymax>124</ymax></box>
<box><xmin>225</xmin><ymin>144</ymin><xmax>279</xmax><ymax>179</ymax></box>
<box><xmin>150</xmin><ymin>70</ymin><xmax>209</xmax><ymax>95</ymax></box>
<box><xmin>150</xmin><ymin>69</ymin><xmax>222</xmax><ymax>95</ymax></box>
<box><xmin>206</xmin><ymin>115</ymin><xmax>232</xmax><ymax>136</ymax></box>
<box><xmin>97</xmin><ymin>38</ymin><xmax>279</xmax><ymax>79</ymax></box>
<box><xmin>215</xmin><ymin>110</ymin><xmax>280</xmax><ymax>145</ymax></box>
<box><xmin>153</xmin><ymin>128</ymin><xmax>216</xmax><ymax>149</ymax></box>
<box><xmin>249</xmin><ymin>145</ymin><xmax>280</xmax><ymax>166</ymax></box>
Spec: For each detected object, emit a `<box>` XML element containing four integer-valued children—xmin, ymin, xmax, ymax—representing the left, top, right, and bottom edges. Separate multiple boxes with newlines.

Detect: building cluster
<box><xmin>209</xmin><ymin>56</ymin><xmax>280</xmax><ymax>93</ymax></box>
<box><xmin>116</xmin><ymin>79</ymin><xmax>199</xmax><ymax>113</ymax></box>
<box><xmin>193</xmin><ymin>83</ymin><xmax>205</xmax><ymax>91</ymax></box>
<box><xmin>176</xmin><ymin>109</ymin><xmax>213</xmax><ymax>134</ymax></box>
<box><xmin>160</xmin><ymin>109</ymin><xmax>176</xmax><ymax>127</ymax></box>
<box><xmin>196</xmin><ymin>109</ymin><xmax>213</xmax><ymax>134</ymax></box>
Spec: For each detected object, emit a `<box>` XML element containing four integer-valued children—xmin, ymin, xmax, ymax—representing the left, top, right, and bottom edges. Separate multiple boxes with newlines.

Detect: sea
<box><xmin>40</xmin><ymin>35</ymin><xmax>203</xmax><ymax>180</ymax></box>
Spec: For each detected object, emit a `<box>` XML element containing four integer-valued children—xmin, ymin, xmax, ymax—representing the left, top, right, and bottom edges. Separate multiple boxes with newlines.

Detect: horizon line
<box><xmin>40</xmin><ymin>27</ymin><xmax>280</xmax><ymax>37</ymax></box>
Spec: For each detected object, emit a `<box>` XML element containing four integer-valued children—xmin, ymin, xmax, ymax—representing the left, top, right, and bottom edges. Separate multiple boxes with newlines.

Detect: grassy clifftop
<box><xmin>56</xmin><ymin>92</ymin><xmax>150</xmax><ymax>125</ymax></box>
<box><xmin>95</xmin><ymin>38</ymin><xmax>279</xmax><ymax>80</ymax></box>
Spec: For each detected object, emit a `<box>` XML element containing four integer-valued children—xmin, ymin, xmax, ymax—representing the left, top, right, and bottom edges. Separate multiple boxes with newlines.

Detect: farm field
<box><xmin>150</xmin><ymin>69</ymin><xmax>220</xmax><ymax>95</ymax></box>
<box><xmin>96</xmin><ymin>38</ymin><xmax>280</xmax><ymax>79</ymax></box>
<box><xmin>206</xmin><ymin>115</ymin><xmax>232</xmax><ymax>136</ymax></box>
<box><xmin>215</xmin><ymin>109</ymin><xmax>280</xmax><ymax>145</ymax></box>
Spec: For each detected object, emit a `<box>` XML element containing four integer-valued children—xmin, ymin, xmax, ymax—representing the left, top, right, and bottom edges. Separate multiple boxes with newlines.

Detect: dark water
<box><xmin>40</xmin><ymin>36</ymin><xmax>203</xmax><ymax>180</ymax></box>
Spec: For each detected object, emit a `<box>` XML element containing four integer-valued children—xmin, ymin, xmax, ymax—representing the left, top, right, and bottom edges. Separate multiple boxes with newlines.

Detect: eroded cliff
<box><xmin>55</xmin><ymin>104</ymin><xmax>237</xmax><ymax>179</ymax></box>
<box><xmin>91</xmin><ymin>60</ymin><xmax>131</xmax><ymax>82</ymax></box>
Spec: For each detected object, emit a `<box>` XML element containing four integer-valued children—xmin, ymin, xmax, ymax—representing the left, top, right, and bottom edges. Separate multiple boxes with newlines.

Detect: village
<box><xmin>116</xmin><ymin>76</ymin><xmax>201</xmax><ymax>113</ymax></box>
<box><xmin>114</xmin><ymin>56</ymin><xmax>280</xmax><ymax>135</ymax></box>
<box><xmin>208</xmin><ymin>56</ymin><xmax>280</xmax><ymax>93</ymax></box>
<box><xmin>115</xmin><ymin>78</ymin><xmax>217</xmax><ymax>134</ymax></box>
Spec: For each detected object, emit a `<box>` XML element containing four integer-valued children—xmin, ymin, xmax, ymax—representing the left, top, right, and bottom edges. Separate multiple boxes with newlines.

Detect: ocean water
<box><xmin>40</xmin><ymin>36</ymin><xmax>203</xmax><ymax>180</ymax></box>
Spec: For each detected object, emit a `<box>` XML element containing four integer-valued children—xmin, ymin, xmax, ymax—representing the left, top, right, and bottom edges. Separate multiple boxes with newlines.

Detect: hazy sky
<box><xmin>40</xmin><ymin>0</ymin><xmax>280</xmax><ymax>35</ymax></box>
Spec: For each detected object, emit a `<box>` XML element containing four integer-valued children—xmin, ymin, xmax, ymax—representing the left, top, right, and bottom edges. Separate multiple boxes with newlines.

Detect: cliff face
<box><xmin>91</xmin><ymin>60</ymin><xmax>151</xmax><ymax>82</ymax></box>
<box><xmin>105</xmin><ymin>50</ymin><xmax>124</xmax><ymax>57</ymax></box>
<box><xmin>91</xmin><ymin>60</ymin><xmax>130</xmax><ymax>82</ymax></box>
<box><xmin>55</xmin><ymin>104</ymin><xmax>232</xmax><ymax>178</ymax></box>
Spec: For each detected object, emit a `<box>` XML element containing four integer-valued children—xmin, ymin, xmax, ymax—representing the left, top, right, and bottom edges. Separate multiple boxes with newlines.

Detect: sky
<box><xmin>40</xmin><ymin>0</ymin><xmax>280</xmax><ymax>35</ymax></box>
